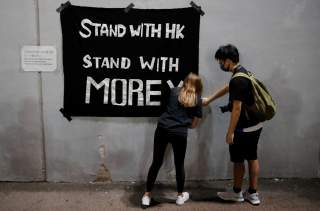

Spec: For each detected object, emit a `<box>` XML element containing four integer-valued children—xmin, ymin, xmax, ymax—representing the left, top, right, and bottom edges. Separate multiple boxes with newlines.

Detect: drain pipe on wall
<box><xmin>34</xmin><ymin>0</ymin><xmax>47</xmax><ymax>182</ymax></box>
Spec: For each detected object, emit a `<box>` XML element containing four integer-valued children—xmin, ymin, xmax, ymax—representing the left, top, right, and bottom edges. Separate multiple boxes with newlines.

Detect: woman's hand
<box><xmin>226</xmin><ymin>131</ymin><xmax>234</xmax><ymax>145</ymax></box>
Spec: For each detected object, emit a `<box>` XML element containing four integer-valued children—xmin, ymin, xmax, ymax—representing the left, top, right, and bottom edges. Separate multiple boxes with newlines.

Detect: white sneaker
<box><xmin>141</xmin><ymin>195</ymin><xmax>151</xmax><ymax>208</ymax></box>
<box><xmin>176</xmin><ymin>192</ymin><xmax>190</xmax><ymax>205</ymax></box>
<box><xmin>217</xmin><ymin>190</ymin><xmax>244</xmax><ymax>202</ymax></box>
<box><xmin>244</xmin><ymin>191</ymin><xmax>260</xmax><ymax>205</ymax></box>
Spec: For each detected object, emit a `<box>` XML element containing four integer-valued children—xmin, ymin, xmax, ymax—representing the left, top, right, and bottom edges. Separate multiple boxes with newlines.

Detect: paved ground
<box><xmin>0</xmin><ymin>179</ymin><xmax>319</xmax><ymax>211</ymax></box>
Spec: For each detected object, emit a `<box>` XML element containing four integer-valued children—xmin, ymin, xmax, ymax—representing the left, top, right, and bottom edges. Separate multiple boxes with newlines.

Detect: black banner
<box><xmin>60</xmin><ymin>5</ymin><xmax>200</xmax><ymax>117</ymax></box>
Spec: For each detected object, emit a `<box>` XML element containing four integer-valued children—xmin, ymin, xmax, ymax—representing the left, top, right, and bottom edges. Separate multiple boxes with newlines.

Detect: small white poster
<box><xmin>21</xmin><ymin>46</ymin><xmax>57</xmax><ymax>72</ymax></box>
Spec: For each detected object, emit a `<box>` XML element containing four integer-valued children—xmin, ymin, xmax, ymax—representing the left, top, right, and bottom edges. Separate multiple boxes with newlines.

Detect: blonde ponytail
<box><xmin>178</xmin><ymin>73</ymin><xmax>203</xmax><ymax>107</ymax></box>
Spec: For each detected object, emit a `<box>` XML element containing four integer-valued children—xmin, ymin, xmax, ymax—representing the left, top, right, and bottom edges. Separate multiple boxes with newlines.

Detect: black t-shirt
<box><xmin>229</xmin><ymin>66</ymin><xmax>260</xmax><ymax>129</ymax></box>
<box><xmin>157</xmin><ymin>87</ymin><xmax>202</xmax><ymax>136</ymax></box>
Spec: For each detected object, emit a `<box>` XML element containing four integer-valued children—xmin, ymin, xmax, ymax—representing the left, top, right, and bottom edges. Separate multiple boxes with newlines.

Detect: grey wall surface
<box><xmin>0</xmin><ymin>0</ymin><xmax>44</xmax><ymax>181</ymax></box>
<box><xmin>0</xmin><ymin>0</ymin><xmax>319</xmax><ymax>182</ymax></box>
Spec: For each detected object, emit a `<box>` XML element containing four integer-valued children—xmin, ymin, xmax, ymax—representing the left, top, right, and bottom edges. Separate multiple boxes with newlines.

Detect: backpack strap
<box><xmin>232</xmin><ymin>71</ymin><xmax>253</xmax><ymax>80</ymax></box>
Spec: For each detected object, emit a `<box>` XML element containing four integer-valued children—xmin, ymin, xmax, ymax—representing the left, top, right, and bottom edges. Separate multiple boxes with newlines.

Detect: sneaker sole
<box><xmin>141</xmin><ymin>199</ymin><xmax>150</xmax><ymax>209</ymax></box>
<box><xmin>217</xmin><ymin>193</ymin><xmax>244</xmax><ymax>202</ymax></box>
<box><xmin>141</xmin><ymin>198</ymin><xmax>160</xmax><ymax>208</ymax></box>
<box><xmin>141</xmin><ymin>204</ymin><xmax>149</xmax><ymax>209</ymax></box>
<box><xmin>224</xmin><ymin>198</ymin><xmax>244</xmax><ymax>202</ymax></box>
<box><xmin>245</xmin><ymin>199</ymin><xmax>260</xmax><ymax>206</ymax></box>
<box><xmin>176</xmin><ymin>194</ymin><xmax>190</xmax><ymax>205</ymax></box>
<box><xmin>176</xmin><ymin>199</ymin><xmax>188</xmax><ymax>206</ymax></box>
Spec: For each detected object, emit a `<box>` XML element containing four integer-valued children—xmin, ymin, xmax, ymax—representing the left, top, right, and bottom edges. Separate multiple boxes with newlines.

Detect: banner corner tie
<box><xmin>59</xmin><ymin>108</ymin><xmax>72</xmax><ymax>121</ymax></box>
<box><xmin>124</xmin><ymin>3</ymin><xmax>135</xmax><ymax>13</ymax></box>
<box><xmin>56</xmin><ymin>1</ymin><xmax>71</xmax><ymax>13</ymax></box>
<box><xmin>190</xmin><ymin>1</ymin><xmax>205</xmax><ymax>16</ymax></box>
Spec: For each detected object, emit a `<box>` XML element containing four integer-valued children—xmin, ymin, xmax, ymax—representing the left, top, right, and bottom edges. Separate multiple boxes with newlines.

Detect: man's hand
<box><xmin>190</xmin><ymin>117</ymin><xmax>201</xmax><ymax>129</ymax></box>
<box><xmin>226</xmin><ymin>131</ymin><xmax>234</xmax><ymax>145</ymax></box>
<box><xmin>226</xmin><ymin>100</ymin><xmax>241</xmax><ymax>145</ymax></box>
<box><xmin>202</xmin><ymin>84</ymin><xmax>229</xmax><ymax>107</ymax></box>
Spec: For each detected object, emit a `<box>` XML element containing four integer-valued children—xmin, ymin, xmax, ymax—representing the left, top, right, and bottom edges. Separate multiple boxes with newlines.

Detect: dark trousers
<box><xmin>146</xmin><ymin>126</ymin><xmax>187</xmax><ymax>193</ymax></box>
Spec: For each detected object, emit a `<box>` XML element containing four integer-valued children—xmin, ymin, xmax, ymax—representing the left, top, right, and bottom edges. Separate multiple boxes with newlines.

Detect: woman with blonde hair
<box><xmin>141</xmin><ymin>73</ymin><xmax>203</xmax><ymax>208</ymax></box>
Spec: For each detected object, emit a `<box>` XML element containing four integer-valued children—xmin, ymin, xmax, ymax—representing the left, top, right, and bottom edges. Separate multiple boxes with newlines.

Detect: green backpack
<box><xmin>232</xmin><ymin>71</ymin><xmax>276</xmax><ymax>122</ymax></box>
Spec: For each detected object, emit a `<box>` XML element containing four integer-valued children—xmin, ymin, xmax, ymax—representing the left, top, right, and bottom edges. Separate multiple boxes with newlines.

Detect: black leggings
<box><xmin>146</xmin><ymin>126</ymin><xmax>187</xmax><ymax>193</ymax></box>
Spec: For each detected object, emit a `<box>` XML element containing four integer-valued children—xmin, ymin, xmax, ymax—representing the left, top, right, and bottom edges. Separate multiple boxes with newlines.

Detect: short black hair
<box><xmin>214</xmin><ymin>44</ymin><xmax>239</xmax><ymax>63</ymax></box>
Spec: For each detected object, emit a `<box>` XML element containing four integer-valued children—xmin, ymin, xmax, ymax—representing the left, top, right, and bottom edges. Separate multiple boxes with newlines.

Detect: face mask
<box><xmin>219</xmin><ymin>63</ymin><xmax>229</xmax><ymax>72</ymax></box>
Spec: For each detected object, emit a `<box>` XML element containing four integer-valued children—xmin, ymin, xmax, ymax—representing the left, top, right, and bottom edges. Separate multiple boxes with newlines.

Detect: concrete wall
<box><xmin>0</xmin><ymin>0</ymin><xmax>44</xmax><ymax>181</ymax></box>
<box><xmin>0</xmin><ymin>0</ymin><xmax>319</xmax><ymax>182</ymax></box>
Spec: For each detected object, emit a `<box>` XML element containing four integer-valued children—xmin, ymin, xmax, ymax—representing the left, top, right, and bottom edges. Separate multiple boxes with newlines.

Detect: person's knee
<box><xmin>234</xmin><ymin>162</ymin><xmax>245</xmax><ymax>168</ymax></box>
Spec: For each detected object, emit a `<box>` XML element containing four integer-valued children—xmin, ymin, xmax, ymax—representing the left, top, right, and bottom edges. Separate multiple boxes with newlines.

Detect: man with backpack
<box><xmin>203</xmin><ymin>44</ymin><xmax>275</xmax><ymax>205</ymax></box>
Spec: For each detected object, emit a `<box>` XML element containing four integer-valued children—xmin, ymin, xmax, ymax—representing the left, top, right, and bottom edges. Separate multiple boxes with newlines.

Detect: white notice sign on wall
<box><xmin>21</xmin><ymin>46</ymin><xmax>57</xmax><ymax>72</ymax></box>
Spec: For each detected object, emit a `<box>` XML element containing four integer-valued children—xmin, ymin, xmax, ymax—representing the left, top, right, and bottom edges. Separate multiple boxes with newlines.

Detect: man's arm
<box><xmin>202</xmin><ymin>83</ymin><xmax>229</xmax><ymax>106</ymax></box>
<box><xmin>226</xmin><ymin>100</ymin><xmax>242</xmax><ymax>144</ymax></box>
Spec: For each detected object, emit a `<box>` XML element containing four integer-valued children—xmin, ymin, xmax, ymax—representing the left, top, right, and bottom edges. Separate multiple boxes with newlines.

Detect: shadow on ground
<box><xmin>122</xmin><ymin>182</ymin><xmax>228</xmax><ymax>208</ymax></box>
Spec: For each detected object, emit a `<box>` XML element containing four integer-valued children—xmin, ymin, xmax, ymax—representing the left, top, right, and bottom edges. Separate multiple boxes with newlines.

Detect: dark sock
<box><xmin>233</xmin><ymin>187</ymin><xmax>241</xmax><ymax>193</ymax></box>
<box><xmin>248</xmin><ymin>187</ymin><xmax>257</xmax><ymax>194</ymax></box>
